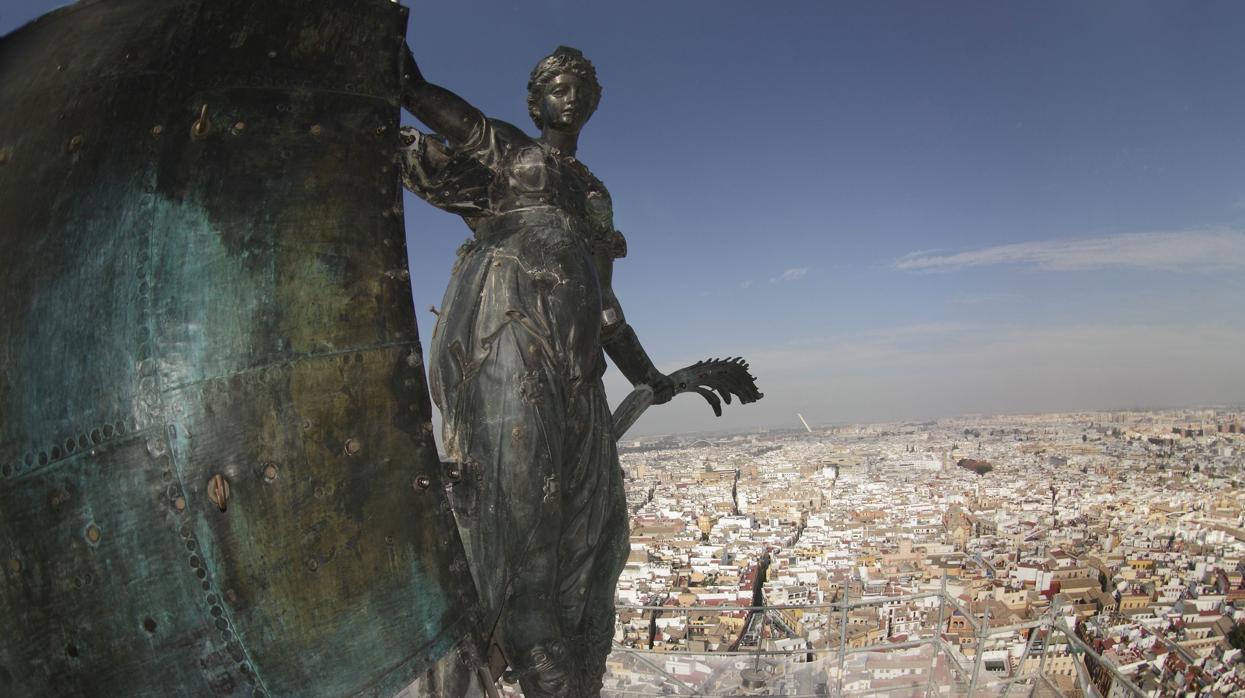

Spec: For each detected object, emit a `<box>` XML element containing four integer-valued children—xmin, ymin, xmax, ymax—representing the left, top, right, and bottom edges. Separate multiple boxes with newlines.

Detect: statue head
<box><xmin>527</xmin><ymin>46</ymin><xmax>602</xmax><ymax>131</ymax></box>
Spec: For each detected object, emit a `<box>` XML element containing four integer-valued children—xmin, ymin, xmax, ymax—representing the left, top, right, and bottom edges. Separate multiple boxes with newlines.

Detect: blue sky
<box><xmin>5</xmin><ymin>1</ymin><xmax>1244</xmax><ymax>434</ymax></box>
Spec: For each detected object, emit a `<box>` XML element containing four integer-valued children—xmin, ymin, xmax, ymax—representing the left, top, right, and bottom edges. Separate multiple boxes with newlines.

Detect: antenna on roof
<box><xmin>797</xmin><ymin>413</ymin><xmax>812</xmax><ymax>433</ymax></box>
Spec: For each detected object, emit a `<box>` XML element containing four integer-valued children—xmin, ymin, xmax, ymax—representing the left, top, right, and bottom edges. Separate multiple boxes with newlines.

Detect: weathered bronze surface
<box><xmin>0</xmin><ymin>1</ymin><xmax>477</xmax><ymax>696</ymax></box>
<box><xmin>401</xmin><ymin>46</ymin><xmax>761</xmax><ymax>696</ymax></box>
<box><xmin>612</xmin><ymin>358</ymin><xmax>762</xmax><ymax>439</ymax></box>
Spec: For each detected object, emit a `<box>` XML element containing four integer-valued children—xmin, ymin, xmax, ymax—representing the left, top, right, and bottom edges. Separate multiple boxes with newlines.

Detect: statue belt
<box><xmin>473</xmin><ymin>206</ymin><xmax>576</xmax><ymax>244</ymax></box>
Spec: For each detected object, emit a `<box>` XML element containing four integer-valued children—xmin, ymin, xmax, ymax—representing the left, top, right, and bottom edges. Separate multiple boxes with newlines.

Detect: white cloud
<box><xmin>895</xmin><ymin>230</ymin><xmax>1245</xmax><ymax>273</ymax></box>
<box><xmin>740</xmin><ymin>279</ymin><xmax>754</xmax><ymax>289</ymax></box>
<box><xmin>770</xmin><ymin>267</ymin><xmax>809</xmax><ymax>283</ymax></box>
<box><xmin>950</xmin><ymin>292</ymin><xmax>1015</xmax><ymax>306</ymax></box>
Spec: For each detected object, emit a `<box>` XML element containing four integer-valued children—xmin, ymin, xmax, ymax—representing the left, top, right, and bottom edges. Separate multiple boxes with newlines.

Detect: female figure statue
<box><xmin>400</xmin><ymin>46</ymin><xmax>674</xmax><ymax>695</ymax></box>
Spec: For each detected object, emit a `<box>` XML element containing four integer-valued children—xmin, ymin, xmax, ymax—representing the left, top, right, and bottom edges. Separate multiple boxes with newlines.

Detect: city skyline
<box><xmin>4</xmin><ymin>1</ymin><xmax>1243</xmax><ymax>436</ymax></box>
<box><xmin>599</xmin><ymin>406</ymin><xmax>1245</xmax><ymax>696</ymax></box>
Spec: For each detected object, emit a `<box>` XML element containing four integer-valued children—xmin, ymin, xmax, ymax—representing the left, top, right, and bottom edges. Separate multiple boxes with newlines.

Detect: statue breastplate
<box><xmin>494</xmin><ymin>144</ymin><xmax>613</xmax><ymax>237</ymax></box>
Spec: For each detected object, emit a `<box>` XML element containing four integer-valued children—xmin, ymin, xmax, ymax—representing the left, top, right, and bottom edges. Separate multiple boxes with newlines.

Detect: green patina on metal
<box><xmin>0</xmin><ymin>0</ymin><xmax>476</xmax><ymax>695</ymax></box>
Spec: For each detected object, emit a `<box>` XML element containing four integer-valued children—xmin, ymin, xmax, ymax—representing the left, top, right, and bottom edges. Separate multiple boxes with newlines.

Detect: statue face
<box><xmin>538</xmin><ymin>73</ymin><xmax>591</xmax><ymax>132</ymax></box>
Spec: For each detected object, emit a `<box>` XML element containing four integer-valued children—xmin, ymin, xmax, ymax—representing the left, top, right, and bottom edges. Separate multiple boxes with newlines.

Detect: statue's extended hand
<box><xmin>648</xmin><ymin>372</ymin><xmax>675</xmax><ymax>405</ymax></box>
<box><xmin>669</xmin><ymin>357</ymin><xmax>763</xmax><ymax>417</ymax></box>
<box><xmin>611</xmin><ymin>357</ymin><xmax>762</xmax><ymax>439</ymax></box>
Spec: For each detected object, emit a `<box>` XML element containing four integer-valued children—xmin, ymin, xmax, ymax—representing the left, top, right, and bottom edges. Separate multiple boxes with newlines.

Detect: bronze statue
<box><xmin>400</xmin><ymin>45</ymin><xmax>760</xmax><ymax>696</ymax></box>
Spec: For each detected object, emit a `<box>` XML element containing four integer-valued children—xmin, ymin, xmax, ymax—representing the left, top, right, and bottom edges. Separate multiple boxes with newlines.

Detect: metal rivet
<box><xmin>306</xmin><ymin>559</ymin><xmax>319</xmax><ymax>571</ymax></box>
<box><xmin>446</xmin><ymin>467</ymin><xmax>461</xmax><ymax>482</ymax></box>
<box><xmin>375</xmin><ymin>126</ymin><xmax>387</xmax><ymax>136</ymax></box>
<box><xmin>150</xmin><ymin>124</ymin><xmax>163</xmax><ymax>137</ymax></box>
<box><xmin>309</xmin><ymin>124</ymin><xmax>322</xmax><ymax>136</ymax></box>
<box><xmin>262</xmin><ymin>463</ymin><xmax>278</xmax><ymax>482</ymax></box>
<box><xmin>207</xmin><ymin>474</ymin><xmax>229</xmax><ymax>512</ymax></box>
<box><xmin>85</xmin><ymin>524</ymin><xmax>101</xmax><ymax>543</ymax></box>
<box><xmin>67</xmin><ymin>135</ymin><xmax>83</xmax><ymax>153</ymax></box>
<box><xmin>414</xmin><ymin>476</ymin><xmax>431</xmax><ymax>491</ymax></box>
<box><xmin>343</xmin><ymin>438</ymin><xmax>361</xmax><ymax>456</ymax></box>
<box><xmin>191</xmin><ymin>104</ymin><xmax>210</xmax><ymax>140</ymax></box>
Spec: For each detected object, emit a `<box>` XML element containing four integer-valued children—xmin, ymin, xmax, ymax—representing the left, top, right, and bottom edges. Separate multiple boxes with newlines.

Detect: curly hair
<box><xmin>526</xmin><ymin>46</ymin><xmax>602</xmax><ymax>130</ymax></box>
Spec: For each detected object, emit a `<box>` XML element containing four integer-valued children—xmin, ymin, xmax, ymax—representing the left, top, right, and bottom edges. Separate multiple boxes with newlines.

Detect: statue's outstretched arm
<box><xmin>598</xmin><ymin>254</ymin><xmax>675</xmax><ymax>403</ymax></box>
<box><xmin>400</xmin><ymin>45</ymin><xmax>485</xmax><ymax>149</ymax></box>
<box><xmin>595</xmin><ymin>237</ymin><xmax>762</xmax><ymax>437</ymax></box>
<box><xmin>603</xmin><ymin>321</ymin><xmax>674</xmax><ymax>402</ymax></box>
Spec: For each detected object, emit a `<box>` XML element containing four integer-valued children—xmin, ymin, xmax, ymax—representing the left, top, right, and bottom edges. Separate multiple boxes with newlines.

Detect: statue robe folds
<box><xmin>403</xmin><ymin>117</ymin><xmax>630</xmax><ymax>695</ymax></box>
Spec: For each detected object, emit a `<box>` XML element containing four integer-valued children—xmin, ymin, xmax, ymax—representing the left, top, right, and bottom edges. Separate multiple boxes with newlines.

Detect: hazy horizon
<box><xmin>616</xmin><ymin>400</ymin><xmax>1245</xmax><ymax>440</ymax></box>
